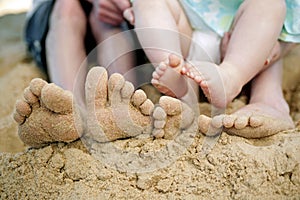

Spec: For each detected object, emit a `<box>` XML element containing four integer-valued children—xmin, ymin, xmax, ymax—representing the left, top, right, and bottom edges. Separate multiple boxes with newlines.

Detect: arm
<box><xmin>92</xmin><ymin>0</ymin><xmax>131</xmax><ymax>26</ymax></box>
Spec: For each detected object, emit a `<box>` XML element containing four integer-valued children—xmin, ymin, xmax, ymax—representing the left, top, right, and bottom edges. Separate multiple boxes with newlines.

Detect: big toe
<box><xmin>85</xmin><ymin>66</ymin><xmax>108</xmax><ymax>108</ymax></box>
<box><xmin>41</xmin><ymin>83</ymin><xmax>73</xmax><ymax>114</ymax></box>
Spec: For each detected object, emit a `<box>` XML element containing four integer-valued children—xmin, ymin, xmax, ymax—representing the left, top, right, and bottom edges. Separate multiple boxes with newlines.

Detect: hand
<box><xmin>123</xmin><ymin>7</ymin><xmax>135</xmax><ymax>25</ymax></box>
<box><xmin>93</xmin><ymin>0</ymin><xmax>131</xmax><ymax>26</ymax></box>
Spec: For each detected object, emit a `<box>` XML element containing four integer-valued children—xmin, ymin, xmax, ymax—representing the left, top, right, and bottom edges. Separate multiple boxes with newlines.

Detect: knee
<box><xmin>50</xmin><ymin>0</ymin><xmax>86</xmax><ymax>25</ymax></box>
<box><xmin>133</xmin><ymin>0</ymin><xmax>162</xmax><ymax>11</ymax></box>
<box><xmin>265</xmin><ymin>0</ymin><xmax>286</xmax><ymax>15</ymax></box>
<box><xmin>255</xmin><ymin>0</ymin><xmax>286</xmax><ymax>17</ymax></box>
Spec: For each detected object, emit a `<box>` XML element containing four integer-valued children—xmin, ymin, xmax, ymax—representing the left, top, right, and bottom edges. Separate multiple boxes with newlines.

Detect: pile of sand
<box><xmin>0</xmin><ymin>13</ymin><xmax>300</xmax><ymax>199</ymax></box>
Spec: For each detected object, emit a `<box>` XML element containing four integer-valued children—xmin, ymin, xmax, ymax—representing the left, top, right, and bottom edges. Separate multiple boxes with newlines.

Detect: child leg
<box><xmin>199</xmin><ymin>58</ymin><xmax>294</xmax><ymax>138</ymax></box>
<box><xmin>132</xmin><ymin>0</ymin><xmax>194</xmax><ymax>98</ymax></box>
<box><xmin>182</xmin><ymin>0</ymin><xmax>286</xmax><ymax>108</ymax></box>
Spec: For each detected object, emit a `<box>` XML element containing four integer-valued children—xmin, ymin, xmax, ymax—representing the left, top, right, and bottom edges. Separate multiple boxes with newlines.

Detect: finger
<box><xmin>123</xmin><ymin>7</ymin><xmax>134</xmax><ymax>25</ymax></box>
<box><xmin>98</xmin><ymin>9</ymin><xmax>124</xmax><ymax>25</ymax></box>
<box><xmin>100</xmin><ymin>12</ymin><xmax>124</xmax><ymax>25</ymax></box>
<box><xmin>112</xmin><ymin>0</ymin><xmax>131</xmax><ymax>12</ymax></box>
<box><xmin>99</xmin><ymin>0</ymin><xmax>121</xmax><ymax>13</ymax></box>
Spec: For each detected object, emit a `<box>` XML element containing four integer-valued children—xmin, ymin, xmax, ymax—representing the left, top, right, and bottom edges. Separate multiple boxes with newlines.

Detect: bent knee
<box><xmin>50</xmin><ymin>0</ymin><xmax>86</xmax><ymax>24</ymax></box>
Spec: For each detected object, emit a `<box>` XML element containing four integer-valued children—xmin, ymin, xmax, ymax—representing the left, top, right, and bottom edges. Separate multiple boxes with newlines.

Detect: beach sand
<box><xmin>0</xmin><ymin>13</ymin><xmax>300</xmax><ymax>199</ymax></box>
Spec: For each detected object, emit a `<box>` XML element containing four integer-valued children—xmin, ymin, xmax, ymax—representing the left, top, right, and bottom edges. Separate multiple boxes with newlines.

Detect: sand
<box><xmin>1</xmin><ymin>13</ymin><xmax>300</xmax><ymax>199</ymax></box>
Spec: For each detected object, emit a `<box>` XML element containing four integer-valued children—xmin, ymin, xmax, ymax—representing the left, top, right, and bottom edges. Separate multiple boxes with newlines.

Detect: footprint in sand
<box><xmin>198</xmin><ymin>103</ymin><xmax>295</xmax><ymax>138</ymax></box>
<box><xmin>13</xmin><ymin>78</ymin><xmax>83</xmax><ymax>148</ymax></box>
<box><xmin>84</xmin><ymin>66</ymin><xmax>195</xmax><ymax>142</ymax></box>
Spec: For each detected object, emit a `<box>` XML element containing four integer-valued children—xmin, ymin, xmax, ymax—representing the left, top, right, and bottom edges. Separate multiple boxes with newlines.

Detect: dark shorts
<box><xmin>24</xmin><ymin>0</ymin><xmax>96</xmax><ymax>75</ymax></box>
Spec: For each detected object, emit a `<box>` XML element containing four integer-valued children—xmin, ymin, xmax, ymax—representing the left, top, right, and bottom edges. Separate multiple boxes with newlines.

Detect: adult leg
<box><xmin>46</xmin><ymin>0</ymin><xmax>87</xmax><ymax>93</ymax></box>
<box><xmin>89</xmin><ymin>9</ymin><xmax>137</xmax><ymax>84</ymax></box>
<box><xmin>182</xmin><ymin>0</ymin><xmax>287</xmax><ymax>108</ymax></box>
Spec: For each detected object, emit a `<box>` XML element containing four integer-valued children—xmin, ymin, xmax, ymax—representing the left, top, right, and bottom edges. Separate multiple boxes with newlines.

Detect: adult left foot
<box><xmin>198</xmin><ymin>103</ymin><xmax>295</xmax><ymax>138</ymax></box>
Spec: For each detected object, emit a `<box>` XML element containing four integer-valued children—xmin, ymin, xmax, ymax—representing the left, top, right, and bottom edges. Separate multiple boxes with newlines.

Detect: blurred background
<box><xmin>0</xmin><ymin>0</ymin><xmax>32</xmax><ymax>16</ymax></box>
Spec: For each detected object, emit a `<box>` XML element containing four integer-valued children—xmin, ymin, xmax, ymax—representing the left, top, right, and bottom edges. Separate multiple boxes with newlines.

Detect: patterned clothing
<box><xmin>179</xmin><ymin>0</ymin><xmax>300</xmax><ymax>43</ymax></box>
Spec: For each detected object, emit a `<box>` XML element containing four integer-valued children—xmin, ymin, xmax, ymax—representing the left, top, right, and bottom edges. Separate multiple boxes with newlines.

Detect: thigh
<box><xmin>165</xmin><ymin>0</ymin><xmax>193</xmax><ymax>57</ymax></box>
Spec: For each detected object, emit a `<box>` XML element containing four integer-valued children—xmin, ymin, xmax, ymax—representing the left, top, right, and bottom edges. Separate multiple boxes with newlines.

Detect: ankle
<box><xmin>219</xmin><ymin>62</ymin><xmax>243</xmax><ymax>99</ymax></box>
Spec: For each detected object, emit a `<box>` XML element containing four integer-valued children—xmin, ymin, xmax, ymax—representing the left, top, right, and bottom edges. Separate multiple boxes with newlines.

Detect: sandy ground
<box><xmin>1</xmin><ymin>13</ymin><xmax>300</xmax><ymax>199</ymax></box>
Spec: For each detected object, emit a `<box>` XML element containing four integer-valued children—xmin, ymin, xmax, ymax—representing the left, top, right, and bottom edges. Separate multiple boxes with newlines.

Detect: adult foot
<box><xmin>13</xmin><ymin>78</ymin><xmax>83</xmax><ymax>147</ymax></box>
<box><xmin>198</xmin><ymin>103</ymin><xmax>295</xmax><ymax>138</ymax></box>
<box><xmin>151</xmin><ymin>54</ymin><xmax>188</xmax><ymax>98</ymax></box>
<box><xmin>152</xmin><ymin>96</ymin><xmax>195</xmax><ymax>139</ymax></box>
<box><xmin>85</xmin><ymin>67</ymin><xmax>155</xmax><ymax>142</ymax></box>
<box><xmin>181</xmin><ymin>61</ymin><xmax>242</xmax><ymax>108</ymax></box>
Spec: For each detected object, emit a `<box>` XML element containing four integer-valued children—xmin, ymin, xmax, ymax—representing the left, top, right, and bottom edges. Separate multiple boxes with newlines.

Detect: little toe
<box><xmin>152</xmin><ymin>106</ymin><xmax>167</xmax><ymax>138</ymax></box>
<box><xmin>15</xmin><ymin>100</ymin><xmax>31</xmax><ymax>117</ymax></box>
<box><xmin>234</xmin><ymin>116</ymin><xmax>249</xmax><ymax>129</ymax></box>
<box><xmin>211</xmin><ymin>114</ymin><xmax>225</xmax><ymax>129</ymax></box>
<box><xmin>23</xmin><ymin>87</ymin><xmax>38</xmax><ymax>105</ymax></box>
<box><xmin>152</xmin><ymin>71</ymin><xmax>160</xmax><ymax>80</ymax></box>
<box><xmin>41</xmin><ymin>84</ymin><xmax>73</xmax><ymax>114</ymax></box>
<box><xmin>223</xmin><ymin>115</ymin><xmax>237</xmax><ymax>128</ymax></box>
<box><xmin>13</xmin><ymin>111</ymin><xmax>25</xmax><ymax>125</ymax></box>
<box><xmin>29</xmin><ymin>78</ymin><xmax>47</xmax><ymax>97</ymax></box>
<box><xmin>168</xmin><ymin>54</ymin><xmax>182</xmax><ymax>68</ymax></box>
<box><xmin>85</xmin><ymin>66</ymin><xmax>108</xmax><ymax>108</ymax></box>
<box><xmin>198</xmin><ymin>114</ymin><xmax>212</xmax><ymax>134</ymax></box>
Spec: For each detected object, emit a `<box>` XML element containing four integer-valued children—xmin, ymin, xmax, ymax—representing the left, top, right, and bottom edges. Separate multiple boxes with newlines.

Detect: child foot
<box><xmin>85</xmin><ymin>67</ymin><xmax>155</xmax><ymax>142</ymax></box>
<box><xmin>151</xmin><ymin>54</ymin><xmax>188</xmax><ymax>98</ymax></box>
<box><xmin>198</xmin><ymin>103</ymin><xmax>295</xmax><ymax>138</ymax></box>
<box><xmin>13</xmin><ymin>79</ymin><xmax>83</xmax><ymax>147</ymax></box>
<box><xmin>181</xmin><ymin>61</ymin><xmax>242</xmax><ymax>108</ymax></box>
<box><xmin>152</xmin><ymin>96</ymin><xmax>195</xmax><ymax>139</ymax></box>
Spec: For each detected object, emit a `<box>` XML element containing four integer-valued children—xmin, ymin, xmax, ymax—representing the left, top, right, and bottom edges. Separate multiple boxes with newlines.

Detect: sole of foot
<box><xmin>151</xmin><ymin>54</ymin><xmax>188</xmax><ymax>98</ymax></box>
<box><xmin>13</xmin><ymin>78</ymin><xmax>83</xmax><ymax>148</ymax></box>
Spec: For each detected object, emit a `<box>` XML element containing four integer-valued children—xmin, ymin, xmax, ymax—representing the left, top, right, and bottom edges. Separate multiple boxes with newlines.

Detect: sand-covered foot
<box><xmin>152</xmin><ymin>96</ymin><xmax>195</xmax><ymax>139</ymax></box>
<box><xmin>181</xmin><ymin>61</ymin><xmax>242</xmax><ymax>108</ymax></box>
<box><xmin>198</xmin><ymin>103</ymin><xmax>295</xmax><ymax>138</ymax></box>
<box><xmin>85</xmin><ymin>67</ymin><xmax>155</xmax><ymax>142</ymax></box>
<box><xmin>151</xmin><ymin>54</ymin><xmax>188</xmax><ymax>98</ymax></box>
<box><xmin>13</xmin><ymin>78</ymin><xmax>83</xmax><ymax>147</ymax></box>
